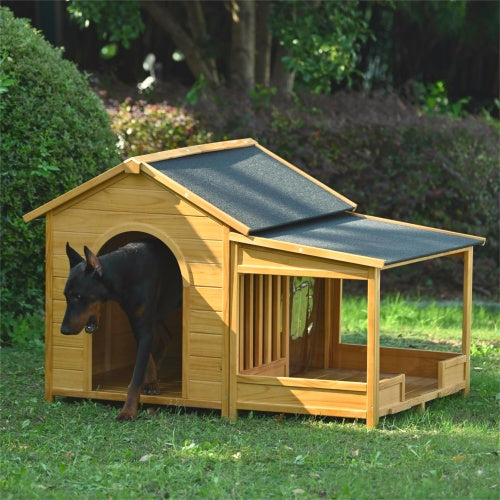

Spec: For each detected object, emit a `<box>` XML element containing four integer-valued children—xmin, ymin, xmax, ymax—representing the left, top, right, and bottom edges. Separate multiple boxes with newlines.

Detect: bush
<box><xmin>0</xmin><ymin>8</ymin><xmax>119</xmax><ymax>344</ymax></box>
<box><xmin>191</xmin><ymin>88</ymin><xmax>498</xmax><ymax>298</ymax></box>
<box><xmin>107</xmin><ymin>99</ymin><xmax>212</xmax><ymax>159</ymax></box>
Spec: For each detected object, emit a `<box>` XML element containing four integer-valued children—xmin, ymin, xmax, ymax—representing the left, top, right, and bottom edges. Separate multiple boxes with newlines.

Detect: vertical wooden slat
<box><xmin>45</xmin><ymin>213</ymin><xmax>54</xmax><ymax>402</ymax></box>
<box><xmin>323</xmin><ymin>279</ymin><xmax>333</xmax><ymax>369</ymax></box>
<box><xmin>263</xmin><ymin>276</ymin><xmax>273</xmax><ymax>364</ymax></box>
<box><xmin>244</xmin><ymin>275</ymin><xmax>254</xmax><ymax>370</ymax></box>
<box><xmin>254</xmin><ymin>275</ymin><xmax>264</xmax><ymax>367</ymax></box>
<box><xmin>366</xmin><ymin>270</ymin><xmax>380</xmax><ymax>428</ymax></box>
<box><xmin>330</xmin><ymin>278</ymin><xmax>343</xmax><ymax>369</ymax></box>
<box><xmin>282</xmin><ymin>276</ymin><xmax>291</xmax><ymax>376</ymax></box>
<box><xmin>272</xmin><ymin>275</ymin><xmax>281</xmax><ymax>361</ymax></box>
<box><xmin>238</xmin><ymin>275</ymin><xmax>246</xmax><ymax>373</ymax></box>
<box><xmin>462</xmin><ymin>248</ymin><xmax>473</xmax><ymax>396</ymax></box>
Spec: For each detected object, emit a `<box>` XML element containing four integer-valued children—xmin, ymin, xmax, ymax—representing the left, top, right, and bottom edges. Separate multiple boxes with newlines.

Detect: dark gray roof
<box><xmin>254</xmin><ymin>213</ymin><xmax>484</xmax><ymax>265</ymax></box>
<box><xmin>150</xmin><ymin>145</ymin><xmax>355</xmax><ymax>232</ymax></box>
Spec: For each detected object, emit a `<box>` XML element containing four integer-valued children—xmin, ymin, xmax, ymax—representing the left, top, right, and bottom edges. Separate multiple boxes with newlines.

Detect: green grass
<box><xmin>342</xmin><ymin>294</ymin><xmax>499</xmax><ymax>350</ymax></box>
<box><xmin>1</xmin><ymin>298</ymin><xmax>499</xmax><ymax>499</ymax></box>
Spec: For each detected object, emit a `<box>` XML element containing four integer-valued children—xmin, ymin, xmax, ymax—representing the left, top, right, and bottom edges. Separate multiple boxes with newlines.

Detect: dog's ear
<box><xmin>66</xmin><ymin>242</ymin><xmax>84</xmax><ymax>268</ymax></box>
<box><xmin>84</xmin><ymin>246</ymin><xmax>103</xmax><ymax>278</ymax></box>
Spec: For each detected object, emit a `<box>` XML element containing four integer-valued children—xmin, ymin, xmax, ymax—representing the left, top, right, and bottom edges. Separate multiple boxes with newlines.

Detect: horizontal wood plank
<box><xmin>189</xmin><ymin>286</ymin><xmax>223</xmax><ymax>312</ymax></box>
<box><xmin>237</xmin><ymin>382</ymin><xmax>366</xmax><ymax>410</ymax></box>
<box><xmin>189</xmin><ymin>356</ymin><xmax>223</xmax><ymax>382</ymax></box>
<box><xmin>188</xmin><ymin>380</ymin><xmax>222</xmax><ymax>401</ymax></box>
<box><xmin>52</xmin><ymin>209</ymin><xmax>224</xmax><ymax>240</ymax></box>
<box><xmin>53</xmin><ymin>369</ymin><xmax>87</xmax><ymax>391</ymax></box>
<box><xmin>238</xmin><ymin>245</ymin><xmax>370</xmax><ymax>280</ymax></box>
<box><xmin>189</xmin><ymin>333</ymin><xmax>223</xmax><ymax>358</ymax></box>
<box><xmin>189</xmin><ymin>310</ymin><xmax>226</xmax><ymax>335</ymax></box>
<box><xmin>53</xmin><ymin>346</ymin><xmax>85</xmax><ymax>371</ymax></box>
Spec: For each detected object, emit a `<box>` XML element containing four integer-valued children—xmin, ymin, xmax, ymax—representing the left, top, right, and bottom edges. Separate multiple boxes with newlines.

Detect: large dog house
<box><xmin>24</xmin><ymin>138</ymin><xmax>485</xmax><ymax>427</ymax></box>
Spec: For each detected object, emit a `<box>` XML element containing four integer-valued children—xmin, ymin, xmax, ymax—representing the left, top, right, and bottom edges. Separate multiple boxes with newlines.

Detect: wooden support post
<box><xmin>221</xmin><ymin>227</ymin><xmax>231</xmax><ymax>417</ymax></box>
<box><xmin>229</xmin><ymin>243</ymin><xmax>240</xmax><ymax>421</ymax></box>
<box><xmin>44</xmin><ymin>213</ymin><xmax>54</xmax><ymax>402</ymax></box>
<box><xmin>462</xmin><ymin>248</ymin><xmax>473</xmax><ymax>396</ymax></box>
<box><xmin>366</xmin><ymin>270</ymin><xmax>380</xmax><ymax>428</ymax></box>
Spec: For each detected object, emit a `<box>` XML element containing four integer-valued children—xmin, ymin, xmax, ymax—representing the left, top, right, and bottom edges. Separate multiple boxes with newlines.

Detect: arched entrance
<box><xmin>90</xmin><ymin>231</ymin><xmax>184</xmax><ymax>399</ymax></box>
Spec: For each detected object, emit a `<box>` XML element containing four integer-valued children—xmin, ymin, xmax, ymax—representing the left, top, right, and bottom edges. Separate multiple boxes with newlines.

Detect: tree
<box><xmin>66</xmin><ymin>0</ymin><xmax>370</xmax><ymax>96</ymax></box>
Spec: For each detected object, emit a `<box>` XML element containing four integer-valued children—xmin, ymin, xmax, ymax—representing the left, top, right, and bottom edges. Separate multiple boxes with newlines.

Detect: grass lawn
<box><xmin>1</xmin><ymin>298</ymin><xmax>498</xmax><ymax>499</ymax></box>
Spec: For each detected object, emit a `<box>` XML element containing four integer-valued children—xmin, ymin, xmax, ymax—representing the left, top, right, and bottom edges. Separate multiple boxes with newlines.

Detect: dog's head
<box><xmin>60</xmin><ymin>243</ymin><xmax>108</xmax><ymax>335</ymax></box>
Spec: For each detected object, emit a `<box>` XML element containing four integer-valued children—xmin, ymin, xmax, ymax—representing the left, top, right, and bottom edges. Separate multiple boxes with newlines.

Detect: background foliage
<box><xmin>0</xmin><ymin>3</ymin><xmax>498</xmax><ymax>346</ymax></box>
<box><xmin>0</xmin><ymin>8</ymin><xmax>119</xmax><ymax>341</ymax></box>
<box><xmin>108</xmin><ymin>99</ymin><xmax>212</xmax><ymax>158</ymax></box>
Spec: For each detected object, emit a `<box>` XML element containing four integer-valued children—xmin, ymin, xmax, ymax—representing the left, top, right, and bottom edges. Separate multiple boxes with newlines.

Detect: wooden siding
<box><xmin>49</xmin><ymin>172</ymin><xmax>226</xmax><ymax>404</ymax></box>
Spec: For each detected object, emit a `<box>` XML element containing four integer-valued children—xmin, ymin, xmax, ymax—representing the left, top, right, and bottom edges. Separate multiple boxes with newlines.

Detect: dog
<box><xmin>61</xmin><ymin>239</ymin><xmax>182</xmax><ymax>421</ymax></box>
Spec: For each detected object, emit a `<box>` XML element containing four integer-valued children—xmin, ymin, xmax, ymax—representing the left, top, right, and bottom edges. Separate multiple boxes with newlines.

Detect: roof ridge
<box><xmin>249</xmin><ymin>209</ymin><xmax>355</xmax><ymax>236</ymax></box>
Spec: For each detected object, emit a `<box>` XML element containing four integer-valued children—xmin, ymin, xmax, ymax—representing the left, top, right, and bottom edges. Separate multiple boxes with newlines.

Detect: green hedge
<box><xmin>191</xmin><ymin>89</ymin><xmax>498</xmax><ymax>298</ymax></box>
<box><xmin>0</xmin><ymin>8</ymin><xmax>119</xmax><ymax>342</ymax></box>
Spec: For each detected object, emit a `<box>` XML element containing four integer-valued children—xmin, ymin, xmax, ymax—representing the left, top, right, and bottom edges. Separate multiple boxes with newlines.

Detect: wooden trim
<box><xmin>229</xmin><ymin>242</ymin><xmax>240</xmax><ymax>420</ymax></box>
<box><xmin>235</xmin><ymin>401</ymin><xmax>366</xmax><ymax>420</ymax></box>
<box><xmin>382</xmin><ymin>247</ymin><xmax>474</xmax><ymax>269</ymax></box>
<box><xmin>352</xmin><ymin>212</ymin><xmax>486</xmax><ymax>245</ymax></box>
<box><xmin>366</xmin><ymin>269</ymin><xmax>381</xmax><ymax>428</ymax></box>
<box><xmin>140</xmin><ymin>162</ymin><xmax>251</xmax><ymax>235</ymax></box>
<box><xmin>462</xmin><ymin>248</ymin><xmax>473</xmax><ymax>395</ymax></box>
<box><xmin>92</xmin><ymin>223</ymin><xmax>192</xmax><ymax>289</ymax></box>
<box><xmin>50</xmin><ymin>388</ymin><xmax>222</xmax><ymax>410</ymax></box>
<box><xmin>44</xmin><ymin>213</ymin><xmax>54</xmax><ymax>402</ymax></box>
<box><xmin>123</xmin><ymin>159</ymin><xmax>141</xmax><ymax>174</ymax></box>
<box><xmin>221</xmin><ymin>226</ymin><xmax>231</xmax><ymax>416</ymax></box>
<box><xmin>240</xmin><ymin>358</ymin><xmax>287</xmax><ymax>376</ymax></box>
<box><xmin>237</xmin><ymin>264</ymin><xmax>368</xmax><ymax>281</ymax></box>
<box><xmin>132</xmin><ymin>138</ymin><xmax>257</xmax><ymax>164</ymax></box>
<box><xmin>229</xmin><ymin>232</ymin><xmax>385</xmax><ymax>268</ymax></box>
<box><xmin>254</xmin><ymin>143</ymin><xmax>357</xmax><ymax>210</ymax></box>
<box><xmin>237</xmin><ymin>374</ymin><xmax>367</xmax><ymax>392</ymax></box>
<box><xmin>23</xmin><ymin>162</ymin><xmax>133</xmax><ymax>222</ymax></box>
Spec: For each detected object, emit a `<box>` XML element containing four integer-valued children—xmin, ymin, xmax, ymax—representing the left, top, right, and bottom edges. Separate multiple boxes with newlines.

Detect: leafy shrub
<box><xmin>0</xmin><ymin>7</ymin><xmax>119</xmax><ymax>344</ymax></box>
<box><xmin>191</xmin><ymin>88</ymin><xmax>498</xmax><ymax>298</ymax></box>
<box><xmin>417</xmin><ymin>80</ymin><xmax>470</xmax><ymax>118</ymax></box>
<box><xmin>1</xmin><ymin>312</ymin><xmax>44</xmax><ymax>348</ymax></box>
<box><xmin>108</xmin><ymin>99</ymin><xmax>212</xmax><ymax>159</ymax></box>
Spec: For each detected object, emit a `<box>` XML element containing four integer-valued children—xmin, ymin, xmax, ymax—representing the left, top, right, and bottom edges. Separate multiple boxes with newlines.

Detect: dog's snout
<box><xmin>60</xmin><ymin>323</ymin><xmax>72</xmax><ymax>335</ymax></box>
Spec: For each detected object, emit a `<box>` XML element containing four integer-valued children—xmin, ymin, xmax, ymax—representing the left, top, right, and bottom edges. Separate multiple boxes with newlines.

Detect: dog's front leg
<box><xmin>116</xmin><ymin>327</ymin><xmax>153</xmax><ymax>421</ymax></box>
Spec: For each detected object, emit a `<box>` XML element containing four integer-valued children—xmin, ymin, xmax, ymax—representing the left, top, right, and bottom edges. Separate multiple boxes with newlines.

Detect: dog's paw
<box><xmin>116</xmin><ymin>409</ymin><xmax>137</xmax><ymax>421</ymax></box>
<box><xmin>143</xmin><ymin>381</ymin><xmax>160</xmax><ymax>395</ymax></box>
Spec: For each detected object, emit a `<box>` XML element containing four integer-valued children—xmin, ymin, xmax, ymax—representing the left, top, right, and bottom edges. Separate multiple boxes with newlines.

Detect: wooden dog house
<box><xmin>24</xmin><ymin>138</ymin><xmax>485</xmax><ymax>427</ymax></box>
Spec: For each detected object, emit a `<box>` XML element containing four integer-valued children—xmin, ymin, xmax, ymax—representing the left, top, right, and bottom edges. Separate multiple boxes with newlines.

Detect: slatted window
<box><xmin>239</xmin><ymin>275</ymin><xmax>290</xmax><ymax>375</ymax></box>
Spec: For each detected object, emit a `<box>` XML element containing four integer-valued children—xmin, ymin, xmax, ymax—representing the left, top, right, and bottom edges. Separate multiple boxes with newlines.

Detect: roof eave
<box><xmin>229</xmin><ymin>232</ymin><xmax>386</xmax><ymax>268</ymax></box>
<box><xmin>23</xmin><ymin>160</ymin><xmax>140</xmax><ymax>223</ymax></box>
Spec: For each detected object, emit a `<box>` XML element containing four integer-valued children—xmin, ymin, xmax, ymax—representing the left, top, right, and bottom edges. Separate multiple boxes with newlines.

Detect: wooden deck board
<box><xmin>291</xmin><ymin>368</ymin><xmax>438</xmax><ymax>400</ymax></box>
<box><xmin>93</xmin><ymin>363</ymin><xmax>182</xmax><ymax>397</ymax></box>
